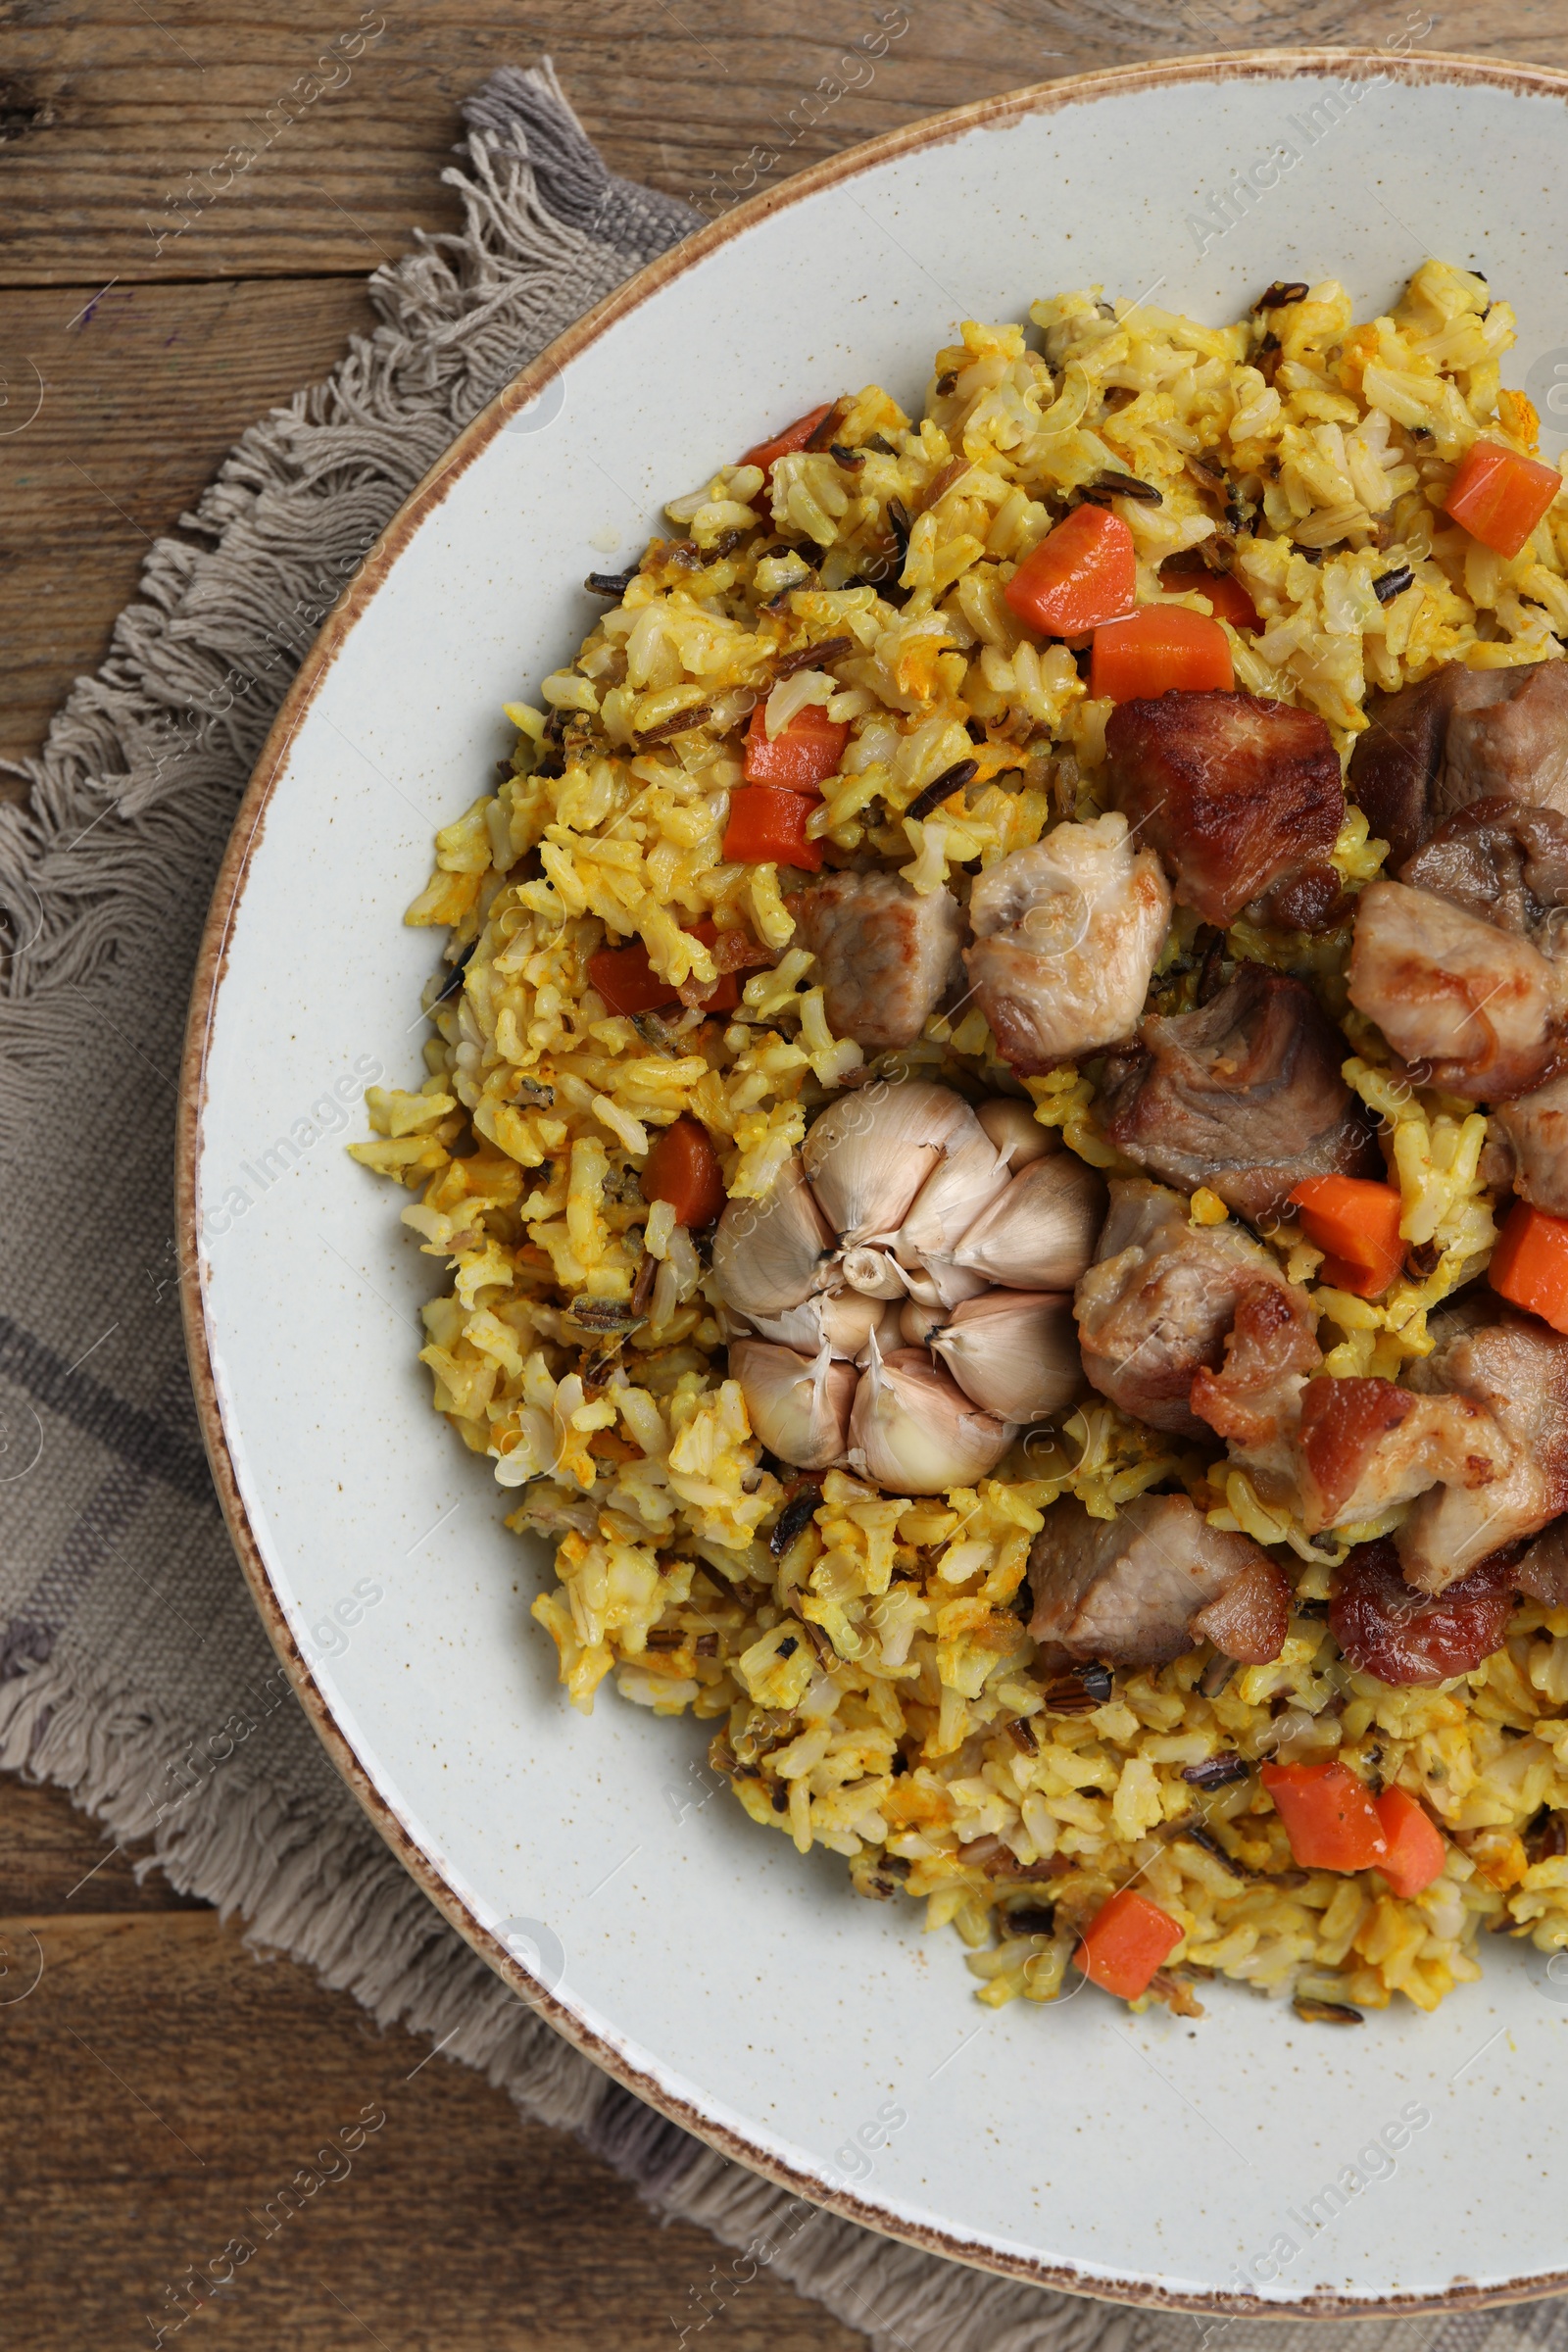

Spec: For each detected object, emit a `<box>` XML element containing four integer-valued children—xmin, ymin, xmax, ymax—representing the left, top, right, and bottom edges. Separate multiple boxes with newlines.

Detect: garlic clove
<box><xmin>803</xmin><ymin>1082</ymin><xmax>980</xmax><ymax>1246</ymax></box>
<box><xmin>741</xmin><ymin>1295</ymin><xmax>830</xmax><ymax>1351</ymax></box>
<box><xmin>753</xmin><ymin>1287</ymin><xmax>898</xmax><ymax>1359</ymax></box>
<box><xmin>729</xmin><ymin>1338</ymin><xmax>856</xmax><ymax>1470</ymax></box>
<box><xmin>976</xmin><ymin>1096</ymin><xmax>1059</xmax><ymax>1171</ymax></box>
<box><xmin>899</xmin><ymin>1298</ymin><xmax>942</xmax><ymax>1348</ymax></box>
<box><xmin>897</xmin><ymin>1256</ymin><xmax>992</xmax><ymax>1312</ymax></box>
<box><xmin>950</xmin><ymin>1152</ymin><xmax>1106</xmax><ymax>1291</ymax></box>
<box><xmin>840</xmin><ymin>1244</ymin><xmax>911</xmax><ymax>1299</ymax></box>
<box><xmin>929</xmin><ymin>1289</ymin><xmax>1082</xmax><ymax>1422</ymax></box>
<box><xmin>847</xmin><ymin>1338</ymin><xmax>1012</xmax><ymax>1495</ymax></box>
<box><xmin>711</xmin><ymin>1152</ymin><xmax>836</xmax><ymax>1319</ymax></box>
<box><xmin>895</xmin><ymin>1115</ymin><xmax>1010</xmax><ymax>1267</ymax></box>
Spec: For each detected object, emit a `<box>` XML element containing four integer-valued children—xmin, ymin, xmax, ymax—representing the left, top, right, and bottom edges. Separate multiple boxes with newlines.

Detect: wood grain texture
<box><xmin>0</xmin><ymin>274</ymin><xmax>375</xmax><ymax>771</ymax></box>
<box><xmin>0</xmin><ymin>1779</ymin><xmax>863</xmax><ymax>2352</ymax></box>
<box><xmin>5</xmin><ymin>3</ymin><xmax>1568</xmax><ymax>2340</ymax></box>
<box><xmin>1</xmin><ymin>1</ymin><xmax>1563</xmax><ymax>288</ymax></box>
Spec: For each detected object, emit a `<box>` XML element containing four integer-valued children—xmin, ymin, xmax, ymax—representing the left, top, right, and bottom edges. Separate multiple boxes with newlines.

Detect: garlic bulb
<box><xmin>848</xmin><ymin>1341</ymin><xmax>1011</xmax><ymax>1494</ymax></box>
<box><xmin>804</xmin><ymin>1082</ymin><xmax>979</xmax><ymax>1245</ymax></box>
<box><xmin>976</xmin><ymin>1096</ymin><xmax>1058</xmax><ymax>1172</ymax></box>
<box><xmin>929</xmin><ymin>1290</ymin><xmax>1081</xmax><ymax>1421</ymax></box>
<box><xmin>711</xmin><ymin>1152</ymin><xmax>835</xmax><ymax>1319</ymax></box>
<box><xmin>714</xmin><ymin>1080</ymin><xmax>1104</xmax><ymax>1494</ymax></box>
<box><xmin>951</xmin><ymin>1152</ymin><xmax>1106</xmax><ymax>1292</ymax></box>
<box><xmin>729</xmin><ymin>1339</ymin><xmax>856</xmax><ymax>1470</ymax></box>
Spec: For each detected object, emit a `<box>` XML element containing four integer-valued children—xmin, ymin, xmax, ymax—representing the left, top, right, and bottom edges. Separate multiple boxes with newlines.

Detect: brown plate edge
<box><xmin>174</xmin><ymin>45</ymin><xmax>1568</xmax><ymax>2319</ymax></box>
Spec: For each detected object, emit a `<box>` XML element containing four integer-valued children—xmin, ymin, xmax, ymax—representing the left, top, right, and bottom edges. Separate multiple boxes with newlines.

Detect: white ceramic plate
<box><xmin>180</xmin><ymin>52</ymin><xmax>1568</xmax><ymax>2315</ymax></box>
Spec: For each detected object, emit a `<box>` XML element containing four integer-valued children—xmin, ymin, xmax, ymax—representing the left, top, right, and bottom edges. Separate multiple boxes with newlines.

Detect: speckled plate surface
<box><xmin>179</xmin><ymin>52</ymin><xmax>1568</xmax><ymax>2314</ymax></box>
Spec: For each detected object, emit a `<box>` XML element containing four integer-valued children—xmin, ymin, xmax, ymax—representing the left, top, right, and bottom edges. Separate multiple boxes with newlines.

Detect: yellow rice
<box><xmin>355</xmin><ymin>260</ymin><xmax>1568</xmax><ymax>2017</ymax></box>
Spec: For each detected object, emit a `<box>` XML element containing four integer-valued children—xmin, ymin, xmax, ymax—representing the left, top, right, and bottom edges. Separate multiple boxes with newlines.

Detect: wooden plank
<box><xmin>0</xmin><ymin>1780</ymin><xmax>861</xmax><ymax>2352</ymax></box>
<box><xmin>0</xmin><ymin>274</ymin><xmax>374</xmax><ymax>774</ymax></box>
<box><xmin>0</xmin><ymin>1777</ymin><xmax>205</xmax><ymax>1911</ymax></box>
<box><xmin>6</xmin><ymin>0</ymin><xmax>1563</xmax><ymax>287</ymax></box>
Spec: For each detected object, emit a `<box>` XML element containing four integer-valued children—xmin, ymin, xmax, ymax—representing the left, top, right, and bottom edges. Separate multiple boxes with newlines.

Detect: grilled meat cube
<box><xmin>1074</xmin><ymin>1179</ymin><xmax>1308</xmax><ymax>1440</ymax></box>
<box><xmin>794</xmin><ymin>871</ymin><xmax>964</xmax><ymax>1052</ymax></box>
<box><xmin>963</xmin><ymin>813</ymin><xmax>1172</xmax><ymax>1074</ymax></box>
<box><xmin>1100</xmin><ymin>965</ymin><xmax>1382</xmax><ymax>1222</ymax></box>
<box><xmin>1103</xmin><ymin>691</ymin><xmax>1346</xmax><ymax>931</ymax></box>
<box><xmin>1190</xmin><ymin>1278</ymin><xmax>1323</xmax><ymax>1499</ymax></box>
<box><xmin>1027</xmin><ymin>1493</ymin><xmax>1289</xmax><ymax>1668</ymax></box>
<box><xmin>1397</xmin><ymin>1299</ymin><xmax>1568</xmax><ymax>1593</ymax></box>
<box><xmin>1347</xmin><ymin>878</ymin><xmax>1568</xmax><ymax>1102</ymax></box>
<box><xmin>1496</xmin><ymin>1069</ymin><xmax>1568</xmax><ymax>1215</ymax></box>
<box><xmin>1295</xmin><ymin>1373</ymin><xmax>1502</xmax><ymax>1536</ymax></box>
<box><xmin>1399</xmin><ymin>797</ymin><xmax>1568</xmax><ymax>945</ymax></box>
<box><xmin>1348</xmin><ymin>660</ymin><xmax>1568</xmax><ymax>871</ymax></box>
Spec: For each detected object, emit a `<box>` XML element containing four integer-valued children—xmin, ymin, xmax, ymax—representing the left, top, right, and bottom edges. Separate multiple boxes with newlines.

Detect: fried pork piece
<box><xmin>1397</xmin><ymin>1300</ymin><xmax>1568</xmax><ymax>1593</ymax></box>
<box><xmin>1103</xmin><ymin>691</ymin><xmax>1346</xmax><ymax>931</ymax></box>
<box><xmin>1348</xmin><ymin>660</ymin><xmax>1568</xmax><ymax>870</ymax></box>
<box><xmin>1495</xmin><ymin>1070</ymin><xmax>1568</xmax><ymax>1215</ymax></box>
<box><xmin>1026</xmin><ymin>1493</ymin><xmax>1290</xmax><ymax>1668</ymax></box>
<box><xmin>1099</xmin><ymin>965</ymin><xmax>1383</xmax><ymax>1222</ymax></box>
<box><xmin>1295</xmin><ymin>1374</ymin><xmax>1501</xmax><ymax>1536</ymax></box>
<box><xmin>963</xmin><ymin>813</ymin><xmax>1172</xmax><ymax>1075</ymax></box>
<box><xmin>1346</xmin><ymin>878</ymin><xmax>1568</xmax><ymax>1102</ymax></box>
<box><xmin>1400</xmin><ymin>797</ymin><xmax>1568</xmax><ymax>944</ymax></box>
<box><xmin>794</xmin><ymin>871</ymin><xmax>964</xmax><ymax>1052</ymax></box>
<box><xmin>1330</xmin><ymin>1540</ymin><xmax>1518</xmax><ymax>1685</ymax></box>
<box><xmin>1514</xmin><ymin>1516</ymin><xmax>1568</xmax><ymax>1608</ymax></box>
<box><xmin>1190</xmin><ymin>1278</ymin><xmax>1323</xmax><ymax>1496</ymax></box>
<box><xmin>1074</xmin><ymin>1179</ymin><xmax>1309</xmax><ymax>1440</ymax></box>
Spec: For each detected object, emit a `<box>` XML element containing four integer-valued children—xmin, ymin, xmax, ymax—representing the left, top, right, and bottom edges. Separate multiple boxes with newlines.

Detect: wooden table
<box><xmin>1</xmin><ymin>3</ymin><xmax>1562</xmax><ymax>2342</ymax></box>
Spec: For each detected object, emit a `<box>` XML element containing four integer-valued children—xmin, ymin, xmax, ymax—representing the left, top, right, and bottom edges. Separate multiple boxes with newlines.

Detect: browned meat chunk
<box><xmin>1099</xmin><ymin>965</ymin><xmax>1382</xmax><ymax>1222</ymax></box>
<box><xmin>1190</xmin><ymin>1279</ymin><xmax>1323</xmax><ymax>1499</ymax></box>
<box><xmin>1330</xmin><ymin>1540</ymin><xmax>1519</xmax><ymax>1685</ymax></box>
<box><xmin>1074</xmin><ymin>1178</ymin><xmax>1308</xmax><ymax>1440</ymax></box>
<box><xmin>963</xmin><ymin>814</ymin><xmax>1171</xmax><ymax>1074</ymax></box>
<box><xmin>1347</xmin><ymin>878</ymin><xmax>1568</xmax><ymax>1102</ymax></box>
<box><xmin>1515</xmin><ymin>1518</ymin><xmax>1568</xmax><ymax>1608</ymax></box>
<box><xmin>1348</xmin><ymin>660</ymin><xmax>1568</xmax><ymax>871</ymax></box>
<box><xmin>1103</xmin><ymin>691</ymin><xmax>1346</xmax><ymax>931</ymax></box>
<box><xmin>794</xmin><ymin>871</ymin><xmax>963</xmax><ymax>1051</ymax></box>
<box><xmin>1027</xmin><ymin>1493</ymin><xmax>1289</xmax><ymax>1668</ymax></box>
<box><xmin>1295</xmin><ymin>1374</ymin><xmax>1500</xmax><ymax>1537</ymax></box>
<box><xmin>1496</xmin><ymin>1070</ymin><xmax>1568</xmax><ymax>1215</ymax></box>
<box><xmin>1397</xmin><ymin>1300</ymin><xmax>1568</xmax><ymax>1592</ymax></box>
<box><xmin>1400</xmin><ymin>798</ymin><xmax>1568</xmax><ymax>944</ymax></box>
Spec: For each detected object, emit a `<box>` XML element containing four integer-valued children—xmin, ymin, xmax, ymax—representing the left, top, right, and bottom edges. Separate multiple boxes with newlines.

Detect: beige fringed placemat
<box><xmin>0</xmin><ymin>56</ymin><xmax>1560</xmax><ymax>2352</ymax></box>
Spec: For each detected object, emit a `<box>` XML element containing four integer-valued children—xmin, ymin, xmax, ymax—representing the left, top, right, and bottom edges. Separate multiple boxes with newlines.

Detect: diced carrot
<box><xmin>1260</xmin><ymin>1760</ymin><xmax>1389</xmax><ymax>1874</ymax></box>
<box><xmin>1089</xmin><ymin>606</ymin><xmax>1235</xmax><ymax>701</ymax></box>
<box><xmin>721</xmin><ymin>785</ymin><xmax>823</xmax><ymax>870</ymax></box>
<box><xmin>1159</xmin><ymin>558</ymin><xmax>1260</xmax><ymax>631</ymax></box>
<box><xmin>1489</xmin><ymin>1200</ymin><xmax>1568</xmax><ymax>1334</ymax></box>
<box><xmin>740</xmin><ymin>403</ymin><xmax>834</xmax><ymax>476</ymax></box>
<box><xmin>1289</xmin><ymin>1175</ymin><xmax>1405</xmax><ymax>1298</ymax></box>
<box><xmin>1004</xmin><ymin>504</ymin><xmax>1137</xmax><ymax>637</ymax></box>
<box><xmin>588</xmin><ymin>938</ymin><xmax>677</xmax><ymax>1017</ymax></box>
<box><xmin>1074</xmin><ymin>1886</ymin><xmax>1184</xmax><ymax>2001</ymax></box>
<box><xmin>641</xmin><ymin>1115</ymin><xmax>726</xmax><ymax>1229</ymax></box>
<box><xmin>743</xmin><ymin>701</ymin><xmax>849</xmax><ymax>792</ymax></box>
<box><xmin>1444</xmin><ymin>437</ymin><xmax>1562</xmax><ymax>560</ymax></box>
<box><xmin>588</xmin><ymin>919</ymin><xmax>739</xmax><ymax>1019</ymax></box>
<box><xmin>1373</xmin><ymin>1787</ymin><xmax>1447</xmax><ymax>1899</ymax></box>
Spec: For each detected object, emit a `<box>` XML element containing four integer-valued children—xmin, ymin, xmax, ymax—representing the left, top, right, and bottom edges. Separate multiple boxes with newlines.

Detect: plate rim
<box><xmin>176</xmin><ymin>45</ymin><xmax>1568</xmax><ymax>2316</ymax></box>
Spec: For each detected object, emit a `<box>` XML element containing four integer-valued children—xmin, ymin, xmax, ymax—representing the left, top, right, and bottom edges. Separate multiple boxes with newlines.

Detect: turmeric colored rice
<box><xmin>355</xmin><ymin>262</ymin><xmax>1568</xmax><ymax>2018</ymax></box>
